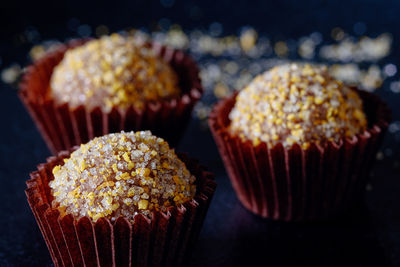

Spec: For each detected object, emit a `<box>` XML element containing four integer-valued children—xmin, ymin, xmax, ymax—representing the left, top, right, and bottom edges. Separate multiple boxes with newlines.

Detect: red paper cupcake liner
<box><xmin>19</xmin><ymin>39</ymin><xmax>203</xmax><ymax>154</ymax></box>
<box><xmin>26</xmin><ymin>150</ymin><xmax>216</xmax><ymax>267</ymax></box>
<box><xmin>209</xmin><ymin>89</ymin><xmax>390</xmax><ymax>221</ymax></box>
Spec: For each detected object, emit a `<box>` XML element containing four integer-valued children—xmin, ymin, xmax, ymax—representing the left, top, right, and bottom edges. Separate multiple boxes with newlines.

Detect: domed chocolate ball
<box><xmin>49</xmin><ymin>131</ymin><xmax>196</xmax><ymax>222</ymax></box>
<box><xmin>50</xmin><ymin>33</ymin><xmax>180</xmax><ymax>111</ymax></box>
<box><xmin>229</xmin><ymin>63</ymin><xmax>367</xmax><ymax>148</ymax></box>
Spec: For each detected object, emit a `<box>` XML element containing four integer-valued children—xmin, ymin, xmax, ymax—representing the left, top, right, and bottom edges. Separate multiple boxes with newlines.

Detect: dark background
<box><xmin>1</xmin><ymin>0</ymin><xmax>400</xmax><ymax>266</ymax></box>
<box><xmin>2</xmin><ymin>0</ymin><xmax>400</xmax><ymax>65</ymax></box>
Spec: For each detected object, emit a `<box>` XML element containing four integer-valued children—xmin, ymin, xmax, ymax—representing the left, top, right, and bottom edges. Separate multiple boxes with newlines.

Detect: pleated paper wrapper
<box><xmin>209</xmin><ymin>89</ymin><xmax>390</xmax><ymax>221</ymax></box>
<box><xmin>26</xmin><ymin>151</ymin><xmax>216</xmax><ymax>267</ymax></box>
<box><xmin>19</xmin><ymin>39</ymin><xmax>203</xmax><ymax>154</ymax></box>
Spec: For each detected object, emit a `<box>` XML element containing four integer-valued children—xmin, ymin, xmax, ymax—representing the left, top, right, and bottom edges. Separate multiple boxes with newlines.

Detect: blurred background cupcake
<box><xmin>19</xmin><ymin>33</ymin><xmax>203</xmax><ymax>154</ymax></box>
<box><xmin>209</xmin><ymin>63</ymin><xmax>390</xmax><ymax>221</ymax></box>
<box><xmin>26</xmin><ymin>130</ymin><xmax>216</xmax><ymax>266</ymax></box>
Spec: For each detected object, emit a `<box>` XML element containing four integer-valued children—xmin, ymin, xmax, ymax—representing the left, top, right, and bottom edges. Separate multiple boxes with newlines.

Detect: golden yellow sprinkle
<box><xmin>52</xmin><ymin>166</ymin><xmax>61</xmax><ymax>175</ymax></box>
<box><xmin>120</xmin><ymin>172</ymin><xmax>130</xmax><ymax>180</ymax></box>
<box><xmin>123</xmin><ymin>152</ymin><xmax>131</xmax><ymax>162</ymax></box>
<box><xmin>138</xmin><ymin>199</ymin><xmax>149</xmax><ymax>210</ymax></box>
<box><xmin>172</xmin><ymin>175</ymin><xmax>180</xmax><ymax>185</ymax></box>
<box><xmin>112</xmin><ymin>163</ymin><xmax>118</xmax><ymax>173</ymax></box>
<box><xmin>79</xmin><ymin>160</ymin><xmax>86</xmax><ymax>172</ymax></box>
<box><xmin>287</xmin><ymin>114</ymin><xmax>296</xmax><ymax>121</ymax></box>
<box><xmin>314</xmin><ymin>97</ymin><xmax>324</xmax><ymax>105</ymax></box>
<box><xmin>315</xmin><ymin>75</ymin><xmax>325</xmax><ymax>84</ymax></box>
<box><xmin>128</xmin><ymin>162</ymin><xmax>135</xmax><ymax>170</ymax></box>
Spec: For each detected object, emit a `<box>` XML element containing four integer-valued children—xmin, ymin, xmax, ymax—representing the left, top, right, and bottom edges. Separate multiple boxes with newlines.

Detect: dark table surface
<box><xmin>1</xmin><ymin>0</ymin><xmax>400</xmax><ymax>266</ymax></box>
<box><xmin>1</xmin><ymin>79</ymin><xmax>399</xmax><ymax>267</ymax></box>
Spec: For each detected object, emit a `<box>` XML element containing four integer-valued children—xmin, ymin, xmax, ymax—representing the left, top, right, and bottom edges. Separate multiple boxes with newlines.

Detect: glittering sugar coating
<box><xmin>49</xmin><ymin>131</ymin><xmax>196</xmax><ymax>222</ymax></box>
<box><xmin>50</xmin><ymin>33</ymin><xmax>180</xmax><ymax>111</ymax></box>
<box><xmin>229</xmin><ymin>63</ymin><xmax>367</xmax><ymax>148</ymax></box>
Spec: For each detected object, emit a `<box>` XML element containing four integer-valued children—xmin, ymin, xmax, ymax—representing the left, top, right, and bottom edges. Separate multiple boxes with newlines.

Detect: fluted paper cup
<box><xmin>209</xmin><ymin>89</ymin><xmax>390</xmax><ymax>221</ymax></box>
<box><xmin>26</xmin><ymin>150</ymin><xmax>216</xmax><ymax>267</ymax></box>
<box><xmin>19</xmin><ymin>39</ymin><xmax>203</xmax><ymax>154</ymax></box>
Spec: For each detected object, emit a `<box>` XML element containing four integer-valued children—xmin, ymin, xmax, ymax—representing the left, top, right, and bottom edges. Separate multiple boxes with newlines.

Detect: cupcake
<box><xmin>19</xmin><ymin>33</ymin><xmax>203</xmax><ymax>154</ymax></box>
<box><xmin>209</xmin><ymin>63</ymin><xmax>390</xmax><ymax>221</ymax></box>
<box><xmin>26</xmin><ymin>131</ymin><xmax>216</xmax><ymax>267</ymax></box>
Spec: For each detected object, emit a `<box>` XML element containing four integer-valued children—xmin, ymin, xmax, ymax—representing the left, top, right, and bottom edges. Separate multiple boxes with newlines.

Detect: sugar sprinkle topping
<box><xmin>229</xmin><ymin>63</ymin><xmax>367</xmax><ymax>148</ymax></box>
<box><xmin>49</xmin><ymin>131</ymin><xmax>196</xmax><ymax>222</ymax></box>
<box><xmin>51</xmin><ymin>33</ymin><xmax>180</xmax><ymax>111</ymax></box>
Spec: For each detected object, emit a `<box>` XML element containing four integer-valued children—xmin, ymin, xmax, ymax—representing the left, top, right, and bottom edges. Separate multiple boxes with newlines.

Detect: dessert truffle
<box><xmin>49</xmin><ymin>131</ymin><xmax>196</xmax><ymax>222</ymax></box>
<box><xmin>229</xmin><ymin>63</ymin><xmax>367</xmax><ymax>148</ymax></box>
<box><xmin>50</xmin><ymin>33</ymin><xmax>180</xmax><ymax>111</ymax></box>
